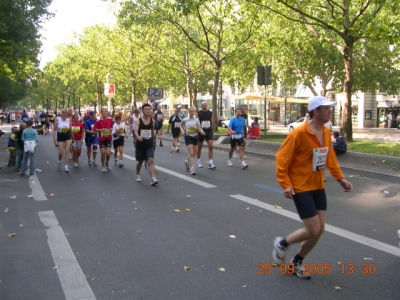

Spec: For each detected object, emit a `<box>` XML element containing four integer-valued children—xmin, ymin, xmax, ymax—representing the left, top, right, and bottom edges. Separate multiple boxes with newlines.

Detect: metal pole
<box><xmin>264</xmin><ymin>84</ymin><xmax>267</xmax><ymax>139</ymax></box>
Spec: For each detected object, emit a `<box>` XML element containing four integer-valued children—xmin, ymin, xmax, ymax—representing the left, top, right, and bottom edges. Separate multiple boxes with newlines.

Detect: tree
<box><xmin>249</xmin><ymin>0</ymin><xmax>400</xmax><ymax>141</ymax></box>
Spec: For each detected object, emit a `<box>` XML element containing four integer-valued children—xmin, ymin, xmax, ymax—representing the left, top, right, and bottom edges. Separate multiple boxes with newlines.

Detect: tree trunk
<box><xmin>212</xmin><ymin>65</ymin><xmax>221</xmax><ymax>133</ymax></box>
<box><xmin>193</xmin><ymin>88</ymin><xmax>198</xmax><ymax>111</ymax></box>
<box><xmin>131</xmin><ymin>84</ymin><xmax>137</xmax><ymax>109</ymax></box>
<box><xmin>341</xmin><ymin>39</ymin><xmax>354</xmax><ymax>141</ymax></box>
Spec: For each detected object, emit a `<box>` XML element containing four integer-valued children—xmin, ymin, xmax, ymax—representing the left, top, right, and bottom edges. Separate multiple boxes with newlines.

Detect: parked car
<box><xmin>217</xmin><ymin>116</ymin><xmax>229</xmax><ymax>127</ymax></box>
<box><xmin>222</xmin><ymin>119</ymin><xmax>230</xmax><ymax>128</ymax></box>
<box><xmin>288</xmin><ymin>117</ymin><xmax>305</xmax><ymax>132</ymax></box>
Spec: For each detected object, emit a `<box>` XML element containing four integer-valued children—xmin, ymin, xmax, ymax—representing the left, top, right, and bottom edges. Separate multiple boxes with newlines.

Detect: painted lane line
<box><xmin>230</xmin><ymin>194</ymin><xmax>400</xmax><ymax>258</ymax></box>
<box><xmin>254</xmin><ymin>183</ymin><xmax>283</xmax><ymax>194</ymax></box>
<box><xmin>123</xmin><ymin>153</ymin><xmax>217</xmax><ymax>188</ymax></box>
<box><xmin>39</xmin><ymin>210</ymin><xmax>96</xmax><ymax>300</ymax></box>
<box><xmin>29</xmin><ymin>173</ymin><xmax>48</xmax><ymax>201</ymax></box>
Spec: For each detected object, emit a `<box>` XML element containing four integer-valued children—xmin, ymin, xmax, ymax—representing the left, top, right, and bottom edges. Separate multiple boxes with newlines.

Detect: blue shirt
<box><xmin>228</xmin><ymin>117</ymin><xmax>245</xmax><ymax>138</ymax></box>
<box><xmin>84</xmin><ymin>118</ymin><xmax>98</xmax><ymax>133</ymax></box>
<box><xmin>22</xmin><ymin>128</ymin><xmax>39</xmax><ymax>142</ymax></box>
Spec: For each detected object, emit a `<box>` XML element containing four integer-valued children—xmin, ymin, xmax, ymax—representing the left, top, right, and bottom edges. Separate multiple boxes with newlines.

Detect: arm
<box><xmin>197</xmin><ymin>120</ymin><xmax>205</xmax><ymax>136</ymax></box>
<box><xmin>275</xmin><ymin>134</ymin><xmax>296</xmax><ymax>196</ymax></box>
<box><xmin>52</xmin><ymin>118</ymin><xmax>58</xmax><ymax>143</ymax></box>
<box><xmin>134</xmin><ymin>119</ymin><xmax>142</xmax><ymax>141</ymax></box>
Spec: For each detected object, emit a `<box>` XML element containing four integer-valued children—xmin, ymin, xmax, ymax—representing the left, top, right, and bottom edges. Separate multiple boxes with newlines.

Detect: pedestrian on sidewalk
<box><xmin>273</xmin><ymin>95</ymin><xmax>353</xmax><ymax>279</ymax></box>
<box><xmin>388</xmin><ymin>112</ymin><xmax>393</xmax><ymax>128</ymax></box>
<box><xmin>16</xmin><ymin>123</ymin><xmax>26</xmax><ymax>171</ymax></box>
<box><xmin>18</xmin><ymin>120</ymin><xmax>39</xmax><ymax>176</ymax></box>
<box><xmin>7</xmin><ymin>127</ymin><xmax>18</xmax><ymax>166</ymax></box>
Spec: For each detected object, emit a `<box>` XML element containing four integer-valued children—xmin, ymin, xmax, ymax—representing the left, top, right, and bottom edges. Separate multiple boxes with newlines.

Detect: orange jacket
<box><xmin>276</xmin><ymin>122</ymin><xmax>344</xmax><ymax>193</ymax></box>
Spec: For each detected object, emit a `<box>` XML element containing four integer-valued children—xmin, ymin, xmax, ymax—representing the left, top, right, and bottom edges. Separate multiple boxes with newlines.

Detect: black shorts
<box><xmin>293</xmin><ymin>189</ymin><xmax>327</xmax><ymax>219</ymax></box>
<box><xmin>198</xmin><ymin>131</ymin><xmax>213</xmax><ymax>142</ymax></box>
<box><xmin>171</xmin><ymin>129</ymin><xmax>180</xmax><ymax>139</ymax></box>
<box><xmin>99</xmin><ymin>140</ymin><xmax>111</xmax><ymax>148</ymax></box>
<box><xmin>136</xmin><ymin>146</ymin><xmax>154</xmax><ymax>161</ymax></box>
<box><xmin>113</xmin><ymin>137</ymin><xmax>125</xmax><ymax>148</ymax></box>
<box><xmin>185</xmin><ymin>135</ymin><xmax>198</xmax><ymax>146</ymax></box>
<box><xmin>57</xmin><ymin>132</ymin><xmax>72</xmax><ymax>142</ymax></box>
<box><xmin>41</xmin><ymin>121</ymin><xmax>47</xmax><ymax>127</ymax></box>
<box><xmin>230</xmin><ymin>138</ymin><xmax>244</xmax><ymax>148</ymax></box>
<box><xmin>243</xmin><ymin>132</ymin><xmax>248</xmax><ymax>139</ymax></box>
<box><xmin>156</xmin><ymin>122</ymin><xmax>163</xmax><ymax>131</ymax></box>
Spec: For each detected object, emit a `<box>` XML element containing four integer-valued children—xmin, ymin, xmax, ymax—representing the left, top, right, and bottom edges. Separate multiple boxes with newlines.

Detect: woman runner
<box><xmin>53</xmin><ymin>109</ymin><xmax>73</xmax><ymax>172</ymax></box>
<box><xmin>71</xmin><ymin>114</ymin><xmax>84</xmax><ymax>168</ymax></box>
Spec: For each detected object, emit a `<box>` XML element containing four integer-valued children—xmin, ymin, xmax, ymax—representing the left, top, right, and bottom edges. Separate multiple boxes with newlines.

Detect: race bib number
<box><xmin>232</xmin><ymin>134</ymin><xmax>241</xmax><ymax>139</ymax></box>
<box><xmin>41</xmin><ymin>118</ymin><xmax>46</xmax><ymax>122</ymax></box>
<box><xmin>312</xmin><ymin>147</ymin><xmax>329</xmax><ymax>171</ymax></box>
<box><xmin>187</xmin><ymin>127</ymin><xmax>197</xmax><ymax>133</ymax></box>
<box><xmin>157</xmin><ymin>114</ymin><xmax>163</xmax><ymax>121</ymax></box>
<box><xmin>101</xmin><ymin>130</ymin><xmax>111</xmax><ymax>137</ymax></box>
<box><xmin>141</xmin><ymin>129</ymin><xmax>151</xmax><ymax>139</ymax></box>
<box><xmin>61</xmin><ymin>126</ymin><xmax>69</xmax><ymax>133</ymax></box>
<box><xmin>174</xmin><ymin>122</ymin><xmax>181</xmax><ymax>128</ymax></box>
<box><xmin>118</xmin><ymin>127</ymin><xmax>125</xmax><ymax>134</ymax></box>
<box><xmin>72</xmin><ymin>126</ymin><xmax>80</xmax><ymax>133</ymax></box>
<box><xmin>202</xmin><ymin>121</ymin><xmax>210</xmax><ymax>129</ymax></box>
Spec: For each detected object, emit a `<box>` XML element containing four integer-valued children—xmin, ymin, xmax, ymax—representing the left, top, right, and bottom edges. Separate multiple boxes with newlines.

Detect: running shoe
<box><xmin>106</xmin><ymin>163</ymin><xmax>111</xmax><ymax>171</ymax></box>
<box><xmin>135</xmin><ymin>175</ymin><xmax>142</xmax><ymax>182</ymax></box>
<box><xmin>290</xmin><ymin>259</ymin><xmax>311</xmax><ymax>280</ymax></box>
<box><xmin>119</xmin><ymin>161</ymin><xmax>124</xmax><ymax>167</ymax></box>
<box><xmin>176</xmin><ymin>148</ymin><xmax>179</xmax><ymax>152</ymax></box>
<box><xmin>55</xmin><ymin>144</ymin><xmax>58</xmax><ymax>147</ymax></box>
<box><xmin>196</xmin><ymin>162</ymin><xmax>203</xmax><ymax>168</ymax></box>
<box><xmin>92</xmin><ymin>161</ymin><xmax>97</xmax><ymax>167</ymax></box>
<box><xmin>190</xmin><ymin>167</ymin><xmax>196</xmax><ymax>175</ymax></box>
<box><xmin>272</xmin><ymin>237</ymin><xmax>287</xmax><ymax>265</ymax></box>
<box><xmin>178</xmin><ymin>143</ymin><xmax>180</xmax><ymax>146</ymax></box>
<box><xmin>64</xmin><ymin>166</ymin><xmax>69</xmax><ymax>173</ymax></box>
<box><xmin>242</xmin><ymin>163</ymin><xmax>248</xmax><ymax>169</ymax></box>
<box><xmin>74</xmin><ymin>162</ymin><xmax>78</xmax><ymax>168</ymax></box>
<box><xmin>150</xmin><ymin>177</ymin><xmax>158</xmax><ymax>186</ymax></box>
<box><xmin>114</xmin><ymin>159</ymin><xmax>118</xmax><ymax>166</ymax></box>
<box><xmin>233</xmin><ymin>152</ymin><xmax>237</xmax><ymax>158</ymax></box>
<box><xmin>184</xmin><ymin>160</ymin><xmax>189</xmax><ymax>171</ymax></box>
<box><xmin>159</xmin><ymin>142</ymin><xmax>163</xmax><ymax>147</ymax></box>
<box><xmin>58</xmin><ymin>161</ymin><xmax>61</xmax><ymax>170</ymax></box>
<box><xmin>88</xmin><ymin>160</ymin><xmax>92</xmax><ymax>166</ymax></box>
<box><xmin>208</xmin><ymin>163</ymin><xmax>216</xmax><ymax>169</ymax></box>
<box><xmin>172</xmin><ymin>147</ymin><xmax>175</xmax><ymax>152</ymax></box>
<box><xmin>102</xmin><ymin>167</ymin><xmax>106</xmax><ymax>173</ymax></box>
<box><xmin>227</xmin><ymin>160</ymin><xmax>233</xmax><ymax>167</ymax></box>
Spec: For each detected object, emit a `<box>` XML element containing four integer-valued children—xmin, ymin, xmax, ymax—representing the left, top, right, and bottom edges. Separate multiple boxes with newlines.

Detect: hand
<box><xmin>200</xmin><ymin>130</ymin><xmax>206</xmax><ymax>136</ymax></box>
<box><xmin>283</xmin><ymin>187</ymin><xmax>295</xmax><ymax>199</ymax></box>
<box><xmin>231</xmin><ymin>131</ymin><xmax>236</xmax><ymax>135</ymax></box>
<box><xmin>137</xmin><ymin>136</ymin><xmax>143</xmax><ymax>142</ymax></box>
<box><xmin>339</xmin><ymin>179</ymin><xmax>353</xmax><ymax>192</ymax></box>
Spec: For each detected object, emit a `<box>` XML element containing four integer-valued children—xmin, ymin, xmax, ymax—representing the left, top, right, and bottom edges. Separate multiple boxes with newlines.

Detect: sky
<box><xmin>38</xmin><ymin>0</ymin><xmax>117</xmax><ymax>69</ymax></box>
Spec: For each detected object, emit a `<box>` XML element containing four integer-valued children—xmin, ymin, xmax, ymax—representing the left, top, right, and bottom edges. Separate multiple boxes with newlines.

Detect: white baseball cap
<box><xmin>177</xmin><ymin>105</ymin><xmax>182</xmax><ymax>108</ymax></box>
<box><xmin>308</xmin><ymin>96</ymin><xmax>336</xmax><ymax>112</ymax></box>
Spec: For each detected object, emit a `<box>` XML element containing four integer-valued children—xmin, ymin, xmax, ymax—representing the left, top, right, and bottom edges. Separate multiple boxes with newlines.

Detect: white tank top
<box><xmin>57</xmin><ymin>117</ymin><xmax>70</xmax><ymax>133</ymax></box>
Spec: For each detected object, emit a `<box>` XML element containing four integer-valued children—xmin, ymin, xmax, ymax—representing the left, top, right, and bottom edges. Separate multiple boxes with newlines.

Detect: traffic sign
<box><xmin>148</xmin><ymin>88</ymin><xmax>164</xmax><ymax>100</ymax></box>
<box><xmin>104</xmin><ymin>83</ymin><xmax>115</xmax><ymax>97</ymax></box>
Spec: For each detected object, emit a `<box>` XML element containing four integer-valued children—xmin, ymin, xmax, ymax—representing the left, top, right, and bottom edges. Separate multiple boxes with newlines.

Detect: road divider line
<box><xmin>123</xmin><ymin>153</ymin><xmax>217</xmax><ymax>188</ymax></box>
<box><xmin>38</xmin><ymin>210</ymin><xmax>96</xmax><ymax>300</ymax></box>
<box><xmin>29</xmin><ymin>173</ymin><xmax>48</xmax><ymax>201</ymax></box>
<box><xmin>230</xmin><ymin>194</ymin><xmax>400</xmax><ymax>258</ymax></box>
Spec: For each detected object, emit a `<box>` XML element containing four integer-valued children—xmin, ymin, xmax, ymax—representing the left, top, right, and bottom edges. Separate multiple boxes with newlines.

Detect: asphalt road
<box><xmin>1</xmin><ymin>130</ymin><xmax>400</xmax><ymax>300</ymax></box>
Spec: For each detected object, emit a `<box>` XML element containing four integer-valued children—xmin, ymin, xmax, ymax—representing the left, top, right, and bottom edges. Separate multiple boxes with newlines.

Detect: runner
<box><xmin>48</xmin><ymin>110</ymin><xmax>54</xmax><ymax>131</ymax></box>
<box><xmin>53</xmin><ymin>109</ymin><xmax>73</xmax><ymax>173</ymax></box>
<box><xmin>154</xmin><ymin>105</ymin><xmax>164</xmax><ymax>147</ymax></box>
<box><xmin>94</xmin><ymin>108</ymin><xmax>113</xmax><ymax>173</ymax></box>
<box><xmin>84</xmin><ymin>111</ymin><xmax>98</xmax><ymax>166</ymax></box>
<box><xmin>180</xmin><ymin>107</ymin><xmax>206</xmax><ymax>175</ymax></box>
<box><xmin>71</xmin><ymin>114</ymin><xmax>84</xmax><ymax>168</ymax></box>
<box><xmin>130</xmin><ymin>108</ymin><xmax>141</xmax><ymax>149</ymax></box>
<box><xmin>112</xmin><ymin>115</ymin><xmax>128</xmax><ymax>167</ymax></box>
<box><xmin>227</xmin><ymin>108</ymin><xmax>248</xmax><ymax>169</ymax></box>
<box><xmin>134</xmin><ymin>103</ymin><xmax>158</xmax><ymax>186</ymax></box>
<box><xmin>196</xmin><ymin>101</ymin><xmax>216</xmax><ymax>169</ymax></box>
<box><xmin>233</xmin><ymin>105</ymin><xmax>249</xmax><ymax>158</ymax></box>
<box><xmin>273</xmin><ymin>96</ymin><xmax>353</xmax><ymax>279</ymax></box>
<box><xmin>167</xmin><ymin>108</ymin><xmax>183</xmax><ymax>152</ymax></box>
<box><xmin>177</xmin><ymin>105</ymin><xmax>184</xmax><ymax>147</ymax></box>
<box><xmin>39</xmin><ymin>110</ymin><xmax>49</xmax><ymax>135</ymax></box>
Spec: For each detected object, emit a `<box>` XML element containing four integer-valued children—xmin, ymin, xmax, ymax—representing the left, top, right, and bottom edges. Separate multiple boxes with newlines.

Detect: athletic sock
<box><xmin>279</xmin><ymin>239</ymin><xmax>289</xmax><ymax>249</ymax></box>
<box><xmin>209</xmin><ymin>159</ymin><xmax>213</xmax><ymax>164</ymax></box>
<box><xmin>292</xmin><ymin>254</ymin><xmax>304</xmax><ymax>264</ymax></box>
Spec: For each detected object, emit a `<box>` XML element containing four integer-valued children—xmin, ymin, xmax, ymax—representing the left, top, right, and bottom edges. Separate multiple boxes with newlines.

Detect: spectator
<box><xmin>332</xmin><ymin>131</ymin><xmax>347</xmax><ymax>154</ymax></box>
<box><xmin>8</xmin><ymin>127</ymin><xmax>19</xmax><ymax>166</ymax></box>
<box><xmin>388</xmin><ymin>112</ymin><xmax>393</xmax><ymax>128</ymax></box>
<box><xmin>247</xmin><ymin>117</ymin><xmax>261</xmax><ymax>140</ymax></box>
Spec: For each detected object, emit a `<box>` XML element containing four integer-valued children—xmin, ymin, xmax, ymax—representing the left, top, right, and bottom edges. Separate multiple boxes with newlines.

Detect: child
<box><xmin>8</xmin><ymin>127</ymin><xmax>19</xmax><ymax>166</ymax></box>
<box><xmin>333</xmin><ymin>131</ymin><xmax>347</xmax><ymax>154</ymax></box>
<box><xmin>18</xmin><ymin>120</ymin><xmax>39</xmax><ymax>176</ymax></box>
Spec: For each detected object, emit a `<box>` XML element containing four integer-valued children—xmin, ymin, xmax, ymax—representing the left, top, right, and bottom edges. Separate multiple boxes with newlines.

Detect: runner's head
<box><xmin>142</xmin><ymin>103</ymin><xmax>151</xmax><ymax>116</ymax></box>
<box><xmin>134</xmin><ymin>108</ymin><xmax>140</xmax><ymax>115</ymax></box>
<box><xmin>174</xmin><ymin>108</ymin><xmax>179</xmax><ymax>115</ymax></box>
<box><xmin>72</xmin><ymin>114</ymin><xmax>79</xmax><ymax>122</ymax></box>
<box><xmin>235</xmin><ymin>108</ymin><xmax>241</xmax><ymax>118</ymax></box>
<box><xmin>241</xmin><ymin>105</ymin><xmax>246</xmax><ymax>114</ymax></box>
<box><xmin>201</xmin><ymin>101</ymin><xmax>208</xmax><ymax>111</ymax></box>
<box><xmin>157</xmin><ymin>104</ymin><xmax>162</xmax><ymax>111</ymax></box>
<box><xmin>101</xmin><ymin>107</ymin><xmax>108</xmax><ymax>119</ymax></box>
<box><xmin>61</xmin><ymin>109</ymin><xmax>68</xmax><ymax>119</ymax></box>
<box><xmin>189</xmin><ymin>107</ymin><xmax>196</xmax><ymax>118</ymax></box>
<box><xmin>89</xmin><ymin>110</ymin><xmax>96</xmax><ymax>120</ymax></box>
<box><xmin>115</xmin><ymin>115</ymin><xmax>121</xmax><ymax>124</ymax></box>
<box><xmin>308</xmin><ymin>96</ymin><xmax>336</xmax><ymax>122</ymax></box>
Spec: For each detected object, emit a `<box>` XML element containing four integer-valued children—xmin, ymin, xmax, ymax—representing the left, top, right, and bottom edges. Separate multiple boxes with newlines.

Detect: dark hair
<box><xmin>308</xmin><ymin>107</ymin><xmax>320</xmax><ymax>119</ymax></box>
<box><xmin>254</xmin><ymin>117</ymin><xmax>259</xmax><ymax>122</ymax></box>
<box><xmin>333</xmin><ymin>131</ymin><xmax>340</xmax><ymax>138</ymax></box>
<box><xmin>26</xmin><ymin>119</ymin><xmax>33</xmax><ymax>126</ymax></box>
<box><xmin>142</xmin><ymin>103</ymin><xmax>151</xmax><ymax>110</ymax></box>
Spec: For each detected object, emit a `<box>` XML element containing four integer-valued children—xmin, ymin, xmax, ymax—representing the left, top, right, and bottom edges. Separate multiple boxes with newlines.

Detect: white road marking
<box><xmin>39</xmin><ymin>210</ymin><xmax>96</xmax><ymax>300</ymax></box>
<box><xmin>123</xmin><ymin>153</ymin><xmax>217</xmax><ymax>188</ymax></box>
<box><xmin>230</xmin><ymin>194</ymin><xmax>400</xmax><ymax>258</ymax></box>
<box><xmin>29</xmin><ymin>173</ymin><xmax>48</xmax><ymax>201</ymax></box>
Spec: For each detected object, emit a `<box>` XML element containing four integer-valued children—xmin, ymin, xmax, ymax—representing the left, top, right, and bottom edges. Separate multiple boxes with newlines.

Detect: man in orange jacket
<box><xmin>273</xmin><ymin>96</ymin><xmax>353</xmax><ymax>279</ymax></box>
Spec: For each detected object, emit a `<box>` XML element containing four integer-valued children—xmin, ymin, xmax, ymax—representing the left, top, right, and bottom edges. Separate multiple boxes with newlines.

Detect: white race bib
<box><xmin>41</xmin><ymin>118</ymin><xmax>46</xmax><ymax>122</ymax></box>
<box><xmin>202</xmin><ymin>121</ymin><xmax>210</xmax><ymax>129</ymax></box>
<box><xmin>174</xmin><ymin>122</ymin><xmax>181</xmax><ymax>128</ymax></box>
<box><xmin>232</xmin><ymin>134</ymin><xmax>242</xmax><ymax>139</ymax></box>
<box><xmin>312</xmin><ymin>147</ymin><xmax>329</xmax><ymax>171</ymax></box>
<box><xmin>141</xmin><ymin>129</ymin><xmax>151</xmax><ymax>139</ymax></box>
<box><xmin>157</xmin><ymin>114</ymin><xmax>163</xmax><ymax>121</ymax></box>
